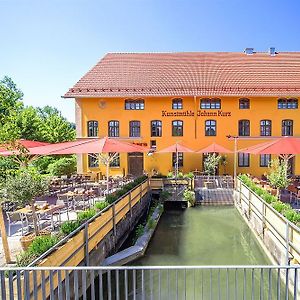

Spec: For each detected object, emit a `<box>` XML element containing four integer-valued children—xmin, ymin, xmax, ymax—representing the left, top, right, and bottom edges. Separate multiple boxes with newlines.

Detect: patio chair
<box><xmin>6</xmin><ymin>212</ymin><xmax>26</xmax><ymax>236</ymax></box>
<box><xmin>73</xmin><ymin>193</ymin><xmax>90</xmax><ymax>210</ymax></box>
<box><xmin>1</xmin><ymin>200</ymin><xmax>16</xmax><ymax>212</ymax></box>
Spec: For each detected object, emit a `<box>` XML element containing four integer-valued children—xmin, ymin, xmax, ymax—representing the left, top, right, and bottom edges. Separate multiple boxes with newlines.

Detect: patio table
<box><xmin>15</xmin><ymin>204</ymin><xmax>65</xmax><ymax>230</ymax></box>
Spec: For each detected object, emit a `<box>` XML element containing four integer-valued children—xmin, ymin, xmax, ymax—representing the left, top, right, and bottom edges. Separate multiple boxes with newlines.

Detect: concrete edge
<box><xmin>102</xmin><ymin>204</ymin><xmax>163</xmax><ymax>266</ymax></box>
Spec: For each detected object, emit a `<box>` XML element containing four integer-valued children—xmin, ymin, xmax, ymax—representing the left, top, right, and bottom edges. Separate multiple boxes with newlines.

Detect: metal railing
<box><xmin>0</xmin><ymin>265</ymin><xmax>298</xmax><ymax>299</ymax></box>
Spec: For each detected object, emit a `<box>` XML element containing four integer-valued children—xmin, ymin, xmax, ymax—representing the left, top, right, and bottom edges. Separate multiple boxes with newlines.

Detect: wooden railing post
<box><xmin>129</xmin><ymin>192</ymin><xmax>132</xmax><ymax>218</ymax></box>
<box><xmin>286</xmin><ymin>221</ymin><xmax>290</xmax><ymax>265</ymax></box>
<box><xmin>112</xmin><ymin>203</ymin><xmax>116</xmax><ymax>237</ymax></box>
<box><xmin>84</xmin><ymin>223</ymin><xmax>89</xmax><ymax>266</ymax></box>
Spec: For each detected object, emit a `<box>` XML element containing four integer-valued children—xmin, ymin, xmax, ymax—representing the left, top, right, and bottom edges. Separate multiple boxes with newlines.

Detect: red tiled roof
<box><xmin>64</xmin><ymin>52</ymin><xmax>300</xmax><ymax>98</ymax></box>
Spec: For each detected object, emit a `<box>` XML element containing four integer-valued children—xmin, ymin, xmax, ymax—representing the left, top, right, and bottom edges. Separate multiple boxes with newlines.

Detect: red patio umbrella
<box><xmin>157</xmin><ymin>142</ymin><xmax>194</xmax><ymax>178</ymax></box>
<box><xmin>197</xmin><ymin>143</ymin><xmax>232</xmax><ymax>154</ymax></box>
<box><xmin>238</xmin><ymin>137</ymin><xmax>300</xmax><ymax>156</ymax></box>
<box><xmin>238</xmin><ymin>137</ymin><xmax>300</xmax><ymax>177</ymax></box>
<box><xmin>17</xmin><ymin>137</ymin><xmax>149</xmax><ymax>193</ymax></box>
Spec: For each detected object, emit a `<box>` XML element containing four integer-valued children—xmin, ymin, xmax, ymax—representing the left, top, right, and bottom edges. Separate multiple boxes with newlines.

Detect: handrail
<box><xmin>27</xmin><ymin>178</ymin><xmax>149</xmax><ymax>267</ymax></box>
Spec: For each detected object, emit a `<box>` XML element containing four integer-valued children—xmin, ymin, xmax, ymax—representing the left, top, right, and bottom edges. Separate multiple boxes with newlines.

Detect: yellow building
<box><xmin>64</xmin><ymin>50</ymin><xmax>300</xmax><ymax>178</ymax></box>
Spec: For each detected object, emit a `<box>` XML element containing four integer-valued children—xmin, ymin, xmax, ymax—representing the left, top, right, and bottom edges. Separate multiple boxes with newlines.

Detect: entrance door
<box><xmin>128</xmin><ymin>152</ymin><xmax>144</xmax><ymax>177</ymax></box>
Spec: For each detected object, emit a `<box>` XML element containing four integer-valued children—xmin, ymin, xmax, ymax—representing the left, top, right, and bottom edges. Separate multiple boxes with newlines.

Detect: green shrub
<box><xmin>167</xmin><ymin>172</ymin><xmax>174</xmax><ymax>178</ymax></box>
<box><xmin>105</xmin><ymin>194</ymin><xmax>117</xmax><ymax>204</ymax></box>
<box><xmin>47</xmin><ymin>156</ymin><xmax>76</xmax><ymax>176</ymax></box>
<box><xmin>177</xmin><ymin>172</ymin><xmax>184</xmax><ymax>179</ymax></box>
<box><xmin>95</xmin><ymin>201</ymin><xmax>109</xmax><ymax>211</ymax></box>
<box><xmin>135</xmin><ymin>224</ymin><xmax>144</xmax><ymax>239</ymax></box>
<box><xmin>184</xmin><ymin>172</ymin><xmax>194</xmax><ymax>179</ymax></box>
<box><xmin>28</xmin><ymin>235</ymin><xmax>59</xmax><ymax>257</ymax></box>
<box><xmin>147</xmin><ymin>218</ymin><xmax>156</xmax><ymax>230</ymax></box>
<box><xmin>271</xmin><ymin>201</ymin><xmax>290</xmax><ymax>213</ymax></box>
<box><xmin>77</xmin><ymin>209</ymin><xmax>96</xmax><ymax>223</ymax></box>
<box><xmin>16</xmin><ymin>251</ymin><xmax>38</xmax><ymax>267</ymax></box>
<box><xmin>60</xmin><ymin>220</ymin><xmax>81</xmax><ymax>235</ymax></box>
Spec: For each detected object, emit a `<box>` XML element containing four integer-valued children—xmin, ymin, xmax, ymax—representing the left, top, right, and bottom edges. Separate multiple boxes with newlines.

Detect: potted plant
<box><xmin>267</xmin><ymin>158</ymin><xmax>291</xmax><ymax>197</ymax></box>
<box><xmin>5</xmin><ymin>167</ymin><xmax>50</xmax><ymax>250</ymax></box>
<box><xmin>183</xmin><ymin>189</ymin><xmax>196</xmax><ymax>207</ymax></box>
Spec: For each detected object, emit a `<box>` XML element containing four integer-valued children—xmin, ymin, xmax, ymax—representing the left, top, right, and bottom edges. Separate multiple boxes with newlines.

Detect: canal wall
<box><xmin>235</xmin><ymin>179</ymin><xmax>300</xmax><ymax>296</ymax></box>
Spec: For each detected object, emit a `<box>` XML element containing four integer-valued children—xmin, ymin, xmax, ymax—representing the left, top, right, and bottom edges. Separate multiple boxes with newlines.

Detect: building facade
<box><xmin>64</xmin><ymin>51</ymin><xmax>300</xmax><ymax>177</ymax></box>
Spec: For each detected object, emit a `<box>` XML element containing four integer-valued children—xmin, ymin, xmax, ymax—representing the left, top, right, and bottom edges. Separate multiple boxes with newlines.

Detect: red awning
<box><xmin>157</xmin><ymin>143</ymin><xmax>194</xmax><ymax>153</ymax></box>
<box><xmin>238</xmin><ymin>137</ymin><xmax>300</xmax><ymax>155</ymax></box>
<box><xmin>0</xmin><ymin>139</ymin><xmax>50</xmax><ymax>156</ymax></box>
<box><xmin>20</xmin><ymin>137</ymin><xmax>149</xmax><ymax>155</ymax></box>
<box><xmin>197</xmin><ymin>143</ymin><xmax>232</xmax><ymax>154</ymax></box>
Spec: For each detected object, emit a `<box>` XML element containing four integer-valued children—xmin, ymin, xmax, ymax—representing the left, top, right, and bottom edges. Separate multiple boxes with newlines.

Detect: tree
<box><xmin>37</xmin><ymin>106</ymin><xmax>75</xmax><ymax>143</ymax></box>
<box><xmin>4</xmin><ymin>168</ymin><xmax>49</xmax><ymax>236</ymax></box>
<box><xmin>203</xmin><ymin>153</ymin><xmax>221</xmax><ymax>175</ymax></box>
<box><xmin>267</xmin><ymin>158</ymin><xmax>291</xmax><ymax>197</ymax></box>
<box><xmin>0</xmin><ymin>76</ymin><xmax>23</xmax><ymax>125</ymax></box>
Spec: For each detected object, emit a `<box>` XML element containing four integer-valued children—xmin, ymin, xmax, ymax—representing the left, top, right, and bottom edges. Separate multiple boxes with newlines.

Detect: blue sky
<box><xmin>1</xmin><ymin>0</ymin><xmax>300</xmax><ymax>122</ymax></box>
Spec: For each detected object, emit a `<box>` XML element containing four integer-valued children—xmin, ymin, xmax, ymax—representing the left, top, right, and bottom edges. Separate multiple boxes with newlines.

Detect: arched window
<box><xmin>108</xmin><ymin>120</ymin><xmax>119</xmax><ymax>137</ymax></box>
<box><xmin>282</xmin><ymin>120</ymin><xmax>293</xmax><ymax>136</ymax></box>
<box><xmin>205</xmin><ymin>120</ymin><xmax>216</xmax><ymax>136</ymax></box>
<box><xmin>125</xmin><ymin>99</ymin><xmax>144</xmax><ymax>110</ymax></box>
<box><xmin>129</xmin><ymin>121</ymin><xmax>141</xmax><ymax>137</ymax></box>
<box><xmin>278</xmin><ymin>98</ymin><xmax>298</xmax><ymax>109</ymax></box>
<box><xmin>239</xmin><ymin>98</ymin><xmax>250</xmax><ymax>109</ymax></box>
<box><xmin>172</xmin><ymin>98</ymin><xmax>183</xmax><ymax>109</ymax></box>
<box><xmin>87</xmin><ymin>120</ymin><xmax>98</xmax><ymax>137</ymax></box>
<box><xmin>151</xmin><ymin>120</ymin><xmax>162</xmax><ymax>137</ymax></box>
<box><xmin>260</xmin><ymin>120</ymin><xmax>272</xmax><ymax>136</ymax></box>
<box><xmin>172</xmin><ymin>120</ymin><xmax>183</xmax><ymax>136</ymax></box>
<box><xmin>238</xmin><ymin>120</ymin><xmax>250</xmax><ymax>136</ymax></box>
<box><xmin>200</xmin><ymin>98</ymin><xmax>221</xmax><ymax>109</ymax></box>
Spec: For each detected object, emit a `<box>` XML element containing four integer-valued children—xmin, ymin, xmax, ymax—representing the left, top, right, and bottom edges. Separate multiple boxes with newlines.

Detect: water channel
<box><xmin>91</xmin><ymin>206</ymin><xmax>289</xmax><ymax>299</ymax></box>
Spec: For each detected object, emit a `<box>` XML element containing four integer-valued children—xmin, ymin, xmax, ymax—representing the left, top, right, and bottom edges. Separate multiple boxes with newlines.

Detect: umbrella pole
<box><xmin>233</xmin><ymin>137</ymin><xmax>237</xmax><ymax>189</ymax></box>
<box><xmin>106</xmin><ymin>162</ymin><xmax>109</xmax><ymax>195</ymax></box>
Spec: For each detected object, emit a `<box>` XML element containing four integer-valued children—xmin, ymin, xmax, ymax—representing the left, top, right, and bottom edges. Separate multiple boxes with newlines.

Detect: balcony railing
<box><xmin>0</xmin><ymin>265</ymin><xmax>298</xmax><ymax>299</ymax></box>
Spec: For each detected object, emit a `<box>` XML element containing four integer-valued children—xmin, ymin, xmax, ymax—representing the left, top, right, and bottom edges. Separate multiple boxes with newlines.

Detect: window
<box><xmin>200</xmin><ymin>98</ymin><xmax>221</xmax><ymax>109</ymax></box>
<box><xmin>238</xmin><ymin>120</ymin><xmax>250</xmax><ymax>136</ymax></box>
<box><xmin>125</xmin><ymin>99</ymin><xmax>144</xmax><ymax>110</ymax></box>
<box><xmin>282</xmin><ymin>119</ymin><xmax>293</xmax><ymax>136</ymax></box>
<box><xmin>151</xmin><ymin>120</ymin><xmax>162</xmax><ymax>137</ymax></box>
<box><xmin>238</xmin><ymin>153</ymin><xmax>250</xmax><ymax>167</ymax></box>
<box><xmin>239</xmin><ymin>98</ymin><xmax>250</xmax><ymax>109</ymax></box>
<box><xmin>172</xmin><ymin>152</ymin><xmax>183</xmax><ymax>167</ymax></box>
<box><xmin>88</xmin><ymin>154</ymin><xmax>98</xmax><ymax>167</ymax></box>
<box><xmin>109</xmin><ymin>153</ymin><xmax>120</xmax><ymax>167</ymax></box>
<box><xmin>278</xmin><ymin>98</ymin><xmax>298</xmax><ymax>109</ymax></box>
<box><xmin>205</xmin><ymin>120</ymin><xmax>216</xmax><ymax>136</ymax></box>
<box><xmin>150</xmin><ymin>140</ymin><xmax>157</xmax><ymax>150</ymax></box>
<box><xmin>260</xmin><ymin>120</ymin><xmax>272</xmax><ymax>136</ymax></box>
<box><xmin>87</xmin><ymin>121</ymin><xmax>98</xmax><ymax>137</ymax></box>
<box><xmin>260</xmin><ymin>154</ymin><xmax>271</xmax><ymax>167</ymax></box>
<box><xmin>108</xmin><ymin>120</ymin><xmax>119</xmax><ymax>137</ymax></box>
<box><xmin>172</xmin><ymin>98</ymin><xmax>183</xmax><ymax>109</ymax></box>
<box><xmin>172</xmin><ymin>120</ymin><xmax>183</xmax><ymax>136</ymax></box>
<box><xmin>129</xmin><ymin>121</ymin><xmax>141</xmax><ymax>137</ymax></box>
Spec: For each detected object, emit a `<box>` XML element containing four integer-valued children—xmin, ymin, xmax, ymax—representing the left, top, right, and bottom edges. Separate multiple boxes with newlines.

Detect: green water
<box><xmin>133</xmin><ymin>206</ymin><xmax>270</xmax><ymax>266</ymax></box>
<box><xmin>121</xmin><ymin>207</ymin><xmax>288</xmax><ymax>299</ymax></box>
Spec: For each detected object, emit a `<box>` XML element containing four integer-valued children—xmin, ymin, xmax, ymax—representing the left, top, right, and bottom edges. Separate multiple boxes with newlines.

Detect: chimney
<box><xmin>244</xmin><ymin>48</ymin><xmax>254</xmax><ymax>55</ymax></box>
<box><xmin>269</xmin><ymin>47</ymin><xmax>276</xmax><ymax>56</ymax></box>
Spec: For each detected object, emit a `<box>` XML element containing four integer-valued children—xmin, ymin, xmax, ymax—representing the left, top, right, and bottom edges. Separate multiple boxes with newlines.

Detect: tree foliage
<box><xmin>267</xmin><ymin>158</ymin><xmax>291</xmax><ymax>192</ymax></box>
<box><xmin>203</xmin><ymin>153</ymin><xmax>222</xmax><ymax>175</ymax></box>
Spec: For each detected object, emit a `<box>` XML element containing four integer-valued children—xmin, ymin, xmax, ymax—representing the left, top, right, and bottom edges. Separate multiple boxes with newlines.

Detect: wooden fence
<box><xmin>10</xmin><ymin>179</ymin><xmax>150</xmax><ymax>299</ymax></box>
